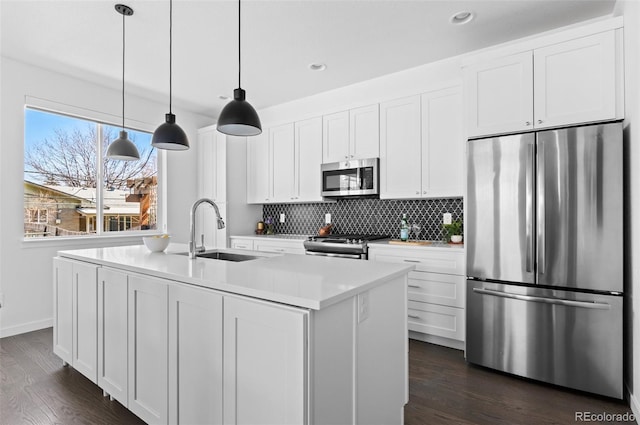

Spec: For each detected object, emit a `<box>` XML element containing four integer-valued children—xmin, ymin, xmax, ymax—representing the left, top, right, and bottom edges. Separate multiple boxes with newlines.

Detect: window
<box><xmin>24</xmin><ymin>107</ymin><xmax>158</xmax><ymax>238</ymax></box>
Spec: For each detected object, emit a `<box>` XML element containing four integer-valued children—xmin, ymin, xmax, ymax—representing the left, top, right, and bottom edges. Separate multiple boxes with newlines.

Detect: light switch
<box><xmin>325</xmin><ymin>213</ymin><xmax>332</xmax><ymax>224</ymax></box>
<box><xmin>443</xmin><ymin>213</ymin><xmax>452</xmax><ymax>225</ymax></box>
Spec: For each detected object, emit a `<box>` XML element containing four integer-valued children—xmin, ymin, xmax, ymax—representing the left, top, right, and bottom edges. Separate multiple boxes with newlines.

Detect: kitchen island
<box><xmin>53</xmin><ymin>244</ymin><xmax>412</xmax><ymax>425</ymax></box>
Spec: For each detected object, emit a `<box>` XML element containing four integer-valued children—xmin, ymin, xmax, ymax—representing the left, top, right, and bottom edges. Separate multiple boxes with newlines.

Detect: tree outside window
<box><xmin>23</xmin><ymin>108</ymin><xmax>158</xmax><ymax>238</ymax></box>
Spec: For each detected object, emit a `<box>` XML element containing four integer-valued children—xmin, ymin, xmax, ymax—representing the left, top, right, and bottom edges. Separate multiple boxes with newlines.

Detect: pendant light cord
<box><xmin>238</xmin><ymin>0</ymin><xmax>241</xmax><ymax>89</ymax></box>
<box><xmin>122</xmin><ymin>10</ymin><xmax>126</xmax><ymax>130</ymax></box>
<box><xmin>169</xmin><ymin>0</ymin><xmax>173</xmax><ymax>114</ymax></box>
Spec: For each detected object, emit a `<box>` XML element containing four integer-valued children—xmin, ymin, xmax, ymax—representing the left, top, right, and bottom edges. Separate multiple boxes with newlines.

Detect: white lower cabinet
<box><xmin>97</xmin><ymin>267</ymin><xmax>128</xmax><ymax>406</ymax></box>
<box><xmin>128</xmin><ymin>274</ymin><xmax>169</xmax><ymax>425</ymax></box>
<box><xmin>223</xmin><ymin>296</ymin><xmax>306</xmax><ymax>425</ymax></box>
<box><xmin>168</xmin><ymin>284</ymin><xmax>223</xmax><ymax>425</ymax></box>
<box><xmin>368</xmin><ymin>245</ymin><xmax>466</xmax><ymax>349</ymax></box>
<box><xmin>53</xmin><ymin>257</ymin><xmax>98</xmax><ymax>382</ymax></box>
<box><xmin>230</xmin><ymin>236</ymin><xmax>305</xmax><ymax>255</ymax></box>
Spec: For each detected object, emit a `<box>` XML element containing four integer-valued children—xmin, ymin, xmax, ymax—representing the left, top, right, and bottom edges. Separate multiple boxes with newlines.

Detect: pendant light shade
<box><xmin>107</xmin><ymin>4</ymin><xmax>140</xmax><ymax>161</ymax></box>
<box><xmin>217</xmin><ymin>0</ymin><xmax>261</xmax><ymax>136</ymax></box>
<box><xmin>152</xmin><ymin>0</ymin><xmax>190</xmax><ymax>150</ymax></box>
<box><xmin>217</xmin><ymin>88</ymin><xmax>261</xmax><ymax>136</ymax></box>
<box><xmin>107</xmin><ymin>130</ymin><xmax>140</xmax><ymax>160</ymax></box>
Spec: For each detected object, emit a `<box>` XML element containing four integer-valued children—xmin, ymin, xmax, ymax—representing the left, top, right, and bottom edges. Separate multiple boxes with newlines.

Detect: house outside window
<box><xmin>23</xmin><ymin>107</ymin><xmax>159</xmax><ymax>238</ymax></box>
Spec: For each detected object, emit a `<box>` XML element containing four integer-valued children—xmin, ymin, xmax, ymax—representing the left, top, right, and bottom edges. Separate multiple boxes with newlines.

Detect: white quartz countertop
<box><xmin>58</xmin><ymin>244</ymin><xmax>413</xmax><ymax>310</ymax></box>
<box><xmin>368</xmin><ymin>239</ymin><xmax>464</xmax><ymax>250</ymax></box>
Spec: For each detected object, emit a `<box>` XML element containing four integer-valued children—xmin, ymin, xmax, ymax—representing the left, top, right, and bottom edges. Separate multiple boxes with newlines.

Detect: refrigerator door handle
<box><xmin>526</xmin><ymin>144</ymin><xmax>534</xmax><ymax>273</ymax></box>
<box><xmin>472</xmin><ymin>287</ymin><xmax>611</xmax><ymax>310</ymax></box>
<box><xmin>537</xmin><ymin>141</ymin><xmax>546</xmax><ymax>275</ymax></box>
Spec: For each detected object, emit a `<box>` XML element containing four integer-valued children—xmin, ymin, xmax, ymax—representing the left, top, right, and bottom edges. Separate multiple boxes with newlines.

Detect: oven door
<box><xmin>305</xmin><ymin>251</ymin><xmax>365</xmax><ymax>260</ymax></box>
<box><xmin>321</xmin><ymin>158</ymin><xmax>378</xmax><ymax>197</ymax></box>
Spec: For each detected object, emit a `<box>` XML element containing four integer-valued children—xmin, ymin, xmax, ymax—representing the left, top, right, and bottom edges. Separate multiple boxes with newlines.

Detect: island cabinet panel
<box><xmin>168</xmin><ymin>284</ymin><xmax>223</xmax><ymax>425</ymax></box>
<box><xmin>128</xmin><ymin>275</ymin><xmax>169</xmax><ymax>425</ymax></box>
<box><xmin>52</xmin><ymin>258</ymin><xmax>99</xmax><ymax>382</ymax></box>
<box><xmin>97</xmin><ymin>267</ymin><xmax>129</xmax><ymax>406</ymax></box>
<box><xmin>53</xmin><ymin>258</ymin><xmax>74</xmax><ymax>365</ymax></box>
<box><xmin>72</xmin><ymin>261</ymin><xmax>98</xmax><ymax>383</ymax></box>
<box><xmin>223</xmin><ymin>296</ymin><xmax>307</xmax><ymax>425</ymax></box>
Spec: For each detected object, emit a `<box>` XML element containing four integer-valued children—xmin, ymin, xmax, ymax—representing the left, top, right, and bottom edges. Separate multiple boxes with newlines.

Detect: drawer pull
<box><xmin>408</xmin><ymin>284</ymin><xmax>420</xmax><ymax>288</ymax></box>
<box><xmin>408</xmin><ymin>314</ymin><xmax>421</xmax><ymax>319</ymax></box>
<box><xmin>404</xmin><ymin>259</ymin><xmax>420</xmax><ymax>263</ymax></box>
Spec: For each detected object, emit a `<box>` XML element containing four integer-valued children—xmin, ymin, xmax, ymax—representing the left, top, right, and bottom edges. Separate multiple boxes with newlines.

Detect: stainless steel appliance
<box><xmin>321</xmin><ymin>158</ymin><xmax>379</xmax><ymax>198</ymax></box>
<box><xmin>304</xmin><ymin>234</ymin><xmax>389</xmax><ymax>259</ymax></box>
<box><xmin>466</xmin><ymin>121</ymin><xmax>624</xmax><ymax>399</ymax></box>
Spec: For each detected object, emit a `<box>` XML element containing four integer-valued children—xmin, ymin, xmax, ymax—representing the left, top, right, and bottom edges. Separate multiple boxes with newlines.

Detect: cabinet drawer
<box><xmin>254</xmin><ymin>240</ymin><xmax>305</xmax><ymax>255</ymax></box>
<box><xmin>407</xmin><ymin>301</ymin><xmax>464</xmax><ymax>341</ymax></box>
<box><xmin>230</xmin><ymin>239</ymin><xmax>254</xmax><ymax>250</ymax></box>
<box><xmin>369</xmin><ymin>248</ymin><xmax>465</xmax><ymax>275</ymax></box>
<box><xmin>407</xmin><ymin>272</ymin><xmax>465</xmax><ymax>308</ymax></box>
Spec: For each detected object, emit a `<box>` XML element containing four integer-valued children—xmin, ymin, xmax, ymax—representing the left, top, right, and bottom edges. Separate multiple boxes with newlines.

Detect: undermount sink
<box><xmin>176</xmin><ymin>250</ymin><xmax>259</xmax><ymax>262</ymax></box>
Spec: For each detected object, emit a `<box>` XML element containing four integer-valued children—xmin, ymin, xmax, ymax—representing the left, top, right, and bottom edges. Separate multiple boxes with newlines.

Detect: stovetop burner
<box><xmin>310</xmin><ymin>234</ymin><xmax>389</xmax><ymax>241</ymax></box>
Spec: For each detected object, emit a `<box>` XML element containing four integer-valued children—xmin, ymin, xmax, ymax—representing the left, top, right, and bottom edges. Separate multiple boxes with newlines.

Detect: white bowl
<box><xmin>143</xmin><ymin>235</ymin><xmax>170</xmax><ymax>252</ymax></box>
<box><xmin>450</xmin><ymin>235</ymin><xmax>463</xmax><ymax>243</ymax></box>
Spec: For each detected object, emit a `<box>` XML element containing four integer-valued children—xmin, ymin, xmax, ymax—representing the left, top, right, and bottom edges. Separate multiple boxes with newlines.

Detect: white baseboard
<box><xmin>409</xmin><ymin>330</ymin><xmax>464</xmax><ymax>351</ymax></box>
<box><xmin>629</xmin><ymin>388</ymin><xmax>640</xmax><ymax>423</ymax></box>
<box><xmin>0</xmin><ymin>318</ymin><xmax>52</xmax><ymax>338</ymax></box>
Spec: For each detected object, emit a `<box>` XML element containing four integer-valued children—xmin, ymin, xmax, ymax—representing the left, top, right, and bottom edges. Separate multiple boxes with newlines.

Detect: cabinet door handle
<box><xmin>525</xmin><ymin>121</ymin><xmax>531</xmax><ymax>126</ymax></box>
<box><xmin>408</xmin><ymin>314</ymin><xmax>421</xmax><ymax>319</ymax></box>
<box><xmin>423</xmin><ymin>191</ymin><xmax>427</xmax><ymax>194</ymax></box>
<box><xmin>404</xmin><ymin>259</ymin><xmax>420</xmax><ymax>263</ymax></box>
<box><xmin>408</xmin><ymin>284</ymin><xmax>420</xmax><ymax>288</ymax></box>
<box><xmin>415</xmin><ymin>191</ymin><xmax>420</xmax><ymax>195</ymax></box>
<box><xmin>537</xmin><ymin>119</ymin><xmax>543</xmax><ymax>124</ymax></box>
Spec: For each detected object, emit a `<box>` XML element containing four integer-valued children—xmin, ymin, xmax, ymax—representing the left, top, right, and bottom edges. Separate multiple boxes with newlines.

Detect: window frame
<box><xmin>22</xmin><ymin>97</ymin><xmax>166</xmax><ymax>243</ymax></box>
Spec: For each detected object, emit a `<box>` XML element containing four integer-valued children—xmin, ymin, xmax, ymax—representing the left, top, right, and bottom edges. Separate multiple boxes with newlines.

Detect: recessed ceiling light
<box><xmin>450</xmin><ymin>11</ymin><xmax>475</xmax><ymax>25</ymax></box>
<box><xmin>309</xmin><ymin>63</ymin><xmax>327</xmax><ymax>71</ymax></box>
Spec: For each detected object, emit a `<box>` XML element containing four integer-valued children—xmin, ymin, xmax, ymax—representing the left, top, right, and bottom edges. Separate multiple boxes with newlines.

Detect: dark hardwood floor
<box><xmin>0</xmin><ymin>328</ymin><xmax>634</xmax><ymax>424</ymax></box>
<box><xmin>404</xmin><ymin>339</ymin><xmax>634</xmax><ymax>425</ymax></box>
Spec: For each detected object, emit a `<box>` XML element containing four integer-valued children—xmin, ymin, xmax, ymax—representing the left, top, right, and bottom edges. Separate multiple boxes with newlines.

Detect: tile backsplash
<box><xmin>263</xmin><ymin>198</ymin><xmax>463</xmax><ymax>240</ymax></box>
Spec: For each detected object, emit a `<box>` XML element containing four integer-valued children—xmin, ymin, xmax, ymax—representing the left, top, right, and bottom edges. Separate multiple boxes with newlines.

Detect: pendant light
<box><xmin>216</xmin><ymin>0</ymin><xmax>262</xmax><ymax>136</ymax></box>
<box><xmin>151</xmin><ymin>0</ymin><xmax>189</xmax><ymax>150</ymax></box>
<box><xmin>107</xmin><ymin>4</ymin><xmax>140</xmax><ymax>161</ymax></box>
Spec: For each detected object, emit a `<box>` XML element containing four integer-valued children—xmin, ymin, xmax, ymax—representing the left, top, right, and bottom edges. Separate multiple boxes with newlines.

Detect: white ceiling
<box><xmin>1</xmin><ymin>0</ymin><xmax>616</xmax><ymax>120</ymax></box>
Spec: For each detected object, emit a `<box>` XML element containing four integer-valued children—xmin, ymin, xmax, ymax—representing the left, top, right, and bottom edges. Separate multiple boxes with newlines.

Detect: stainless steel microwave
<box><xmin>321</xmin><ymin>158</ymin><xmax>379</xmax><ymax>197</ymax></box>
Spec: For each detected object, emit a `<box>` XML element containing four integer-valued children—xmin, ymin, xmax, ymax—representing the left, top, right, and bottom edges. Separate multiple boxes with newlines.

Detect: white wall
<box><xmin>0</xmin><ymin>57</ymin><xmax>211</xmax><ymax>337</ymax></box>
<box><xmin>258</xmin><ymin>56</ymin><xmax>463</xmax><ymax>128</ymax></box>
<box><xmin>614</xmin><ymin>0</ymin><xmax>640</xmax><ymax>416</ymax></box>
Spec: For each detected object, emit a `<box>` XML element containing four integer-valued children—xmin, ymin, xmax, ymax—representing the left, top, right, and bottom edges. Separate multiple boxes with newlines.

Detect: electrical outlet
<box><xmin>357</xmin><ymin>291</ymin><xmax>370</xmax><ymax>323</ymax></box>
<box><xmin>280</xmin><ymin>213</ymin><xmax>286</xmax><ymax>223</ymax></box>
<box><xmin>325</xmin><ymin>213</ymin><xmax>331</xmax><ymax>224</ymax></box>
<box><xmin>443</xmin><ymin>213</ymin><xmax>452</xmax><ymax>225</ymax></box>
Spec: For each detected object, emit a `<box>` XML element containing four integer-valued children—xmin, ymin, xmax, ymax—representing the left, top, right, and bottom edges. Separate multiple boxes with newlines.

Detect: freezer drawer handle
<box><xmin>472</xmin><ymin>288</ymin><xmax>611</xmax><ymax>310</ymax></box>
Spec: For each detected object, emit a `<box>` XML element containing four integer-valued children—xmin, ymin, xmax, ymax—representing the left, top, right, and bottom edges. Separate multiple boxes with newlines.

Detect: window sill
<box><xmin>21</xmin><ymin>232</ymin><xmax>163</xmax><ymax>249</ymax></box>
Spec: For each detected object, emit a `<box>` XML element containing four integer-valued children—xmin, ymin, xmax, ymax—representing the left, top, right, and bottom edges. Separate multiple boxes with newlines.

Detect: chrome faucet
<box><xmin>189</xmin><ymin>198</ymin><xmax>225</xmax><ymax>259</ymax></box>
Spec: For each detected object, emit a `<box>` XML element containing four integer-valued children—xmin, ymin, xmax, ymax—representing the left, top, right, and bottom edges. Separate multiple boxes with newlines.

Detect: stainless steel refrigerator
<box><xmin>466</xmin><ymin>121</ymin><xmax>623</xmax><ymax>399</ymax></box>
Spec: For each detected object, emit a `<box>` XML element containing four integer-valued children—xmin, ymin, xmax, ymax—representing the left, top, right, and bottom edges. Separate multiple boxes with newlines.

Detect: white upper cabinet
<box><xmin>270</xmin><ymin>123</ymin><xmax>296</xmax><ymax>202</ymax></box>
<box><xmin>465</xmin><ymin>52</ymin><xmax>533</xmax><ymax>137</ymax></box>
<box><xmin>198</xmin><ymin>127</ymin><xmax>227</xmax><ymax>203</ymax></box>
<box><xmin>322</xmin><ymin>111</ymin><xmax>350</xmax><ymax>163</ymax></box>
<box><xmin>421</xmin><ymin>86</ymin><xmax>464</xmax><ymax>198</ymax></box>
<box><xmin>533</xmin><ymin>31</ymin><xmax>618</xmax><ymax>129</ymax></box>
<box><xmin>323</xmin><ymin>104</ymin><xmax>380</xmax><ymax>163</ymax></box>
<box><xmin>350</xmin><ymin>104</ymin><xmax>380</xmax><ymax>159</ymax></box>
<box><xmin>380</xmin><ymin>95</ymin><xmax>422</xmax><ymax>199</ymax></box>
<box><xmin>246</xmin><ymin>132</ymin><xmax>271</xmax><ymax>203</ymax></box>
<box><xmin>465</xmin><ymin>29</ymin><xmax>621</xmax><ymax>138</ymax></box>
<box><xmin>295</xmin><ymin>117</ymin><xmax>324</xmax><ymax>202</ymax></box>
